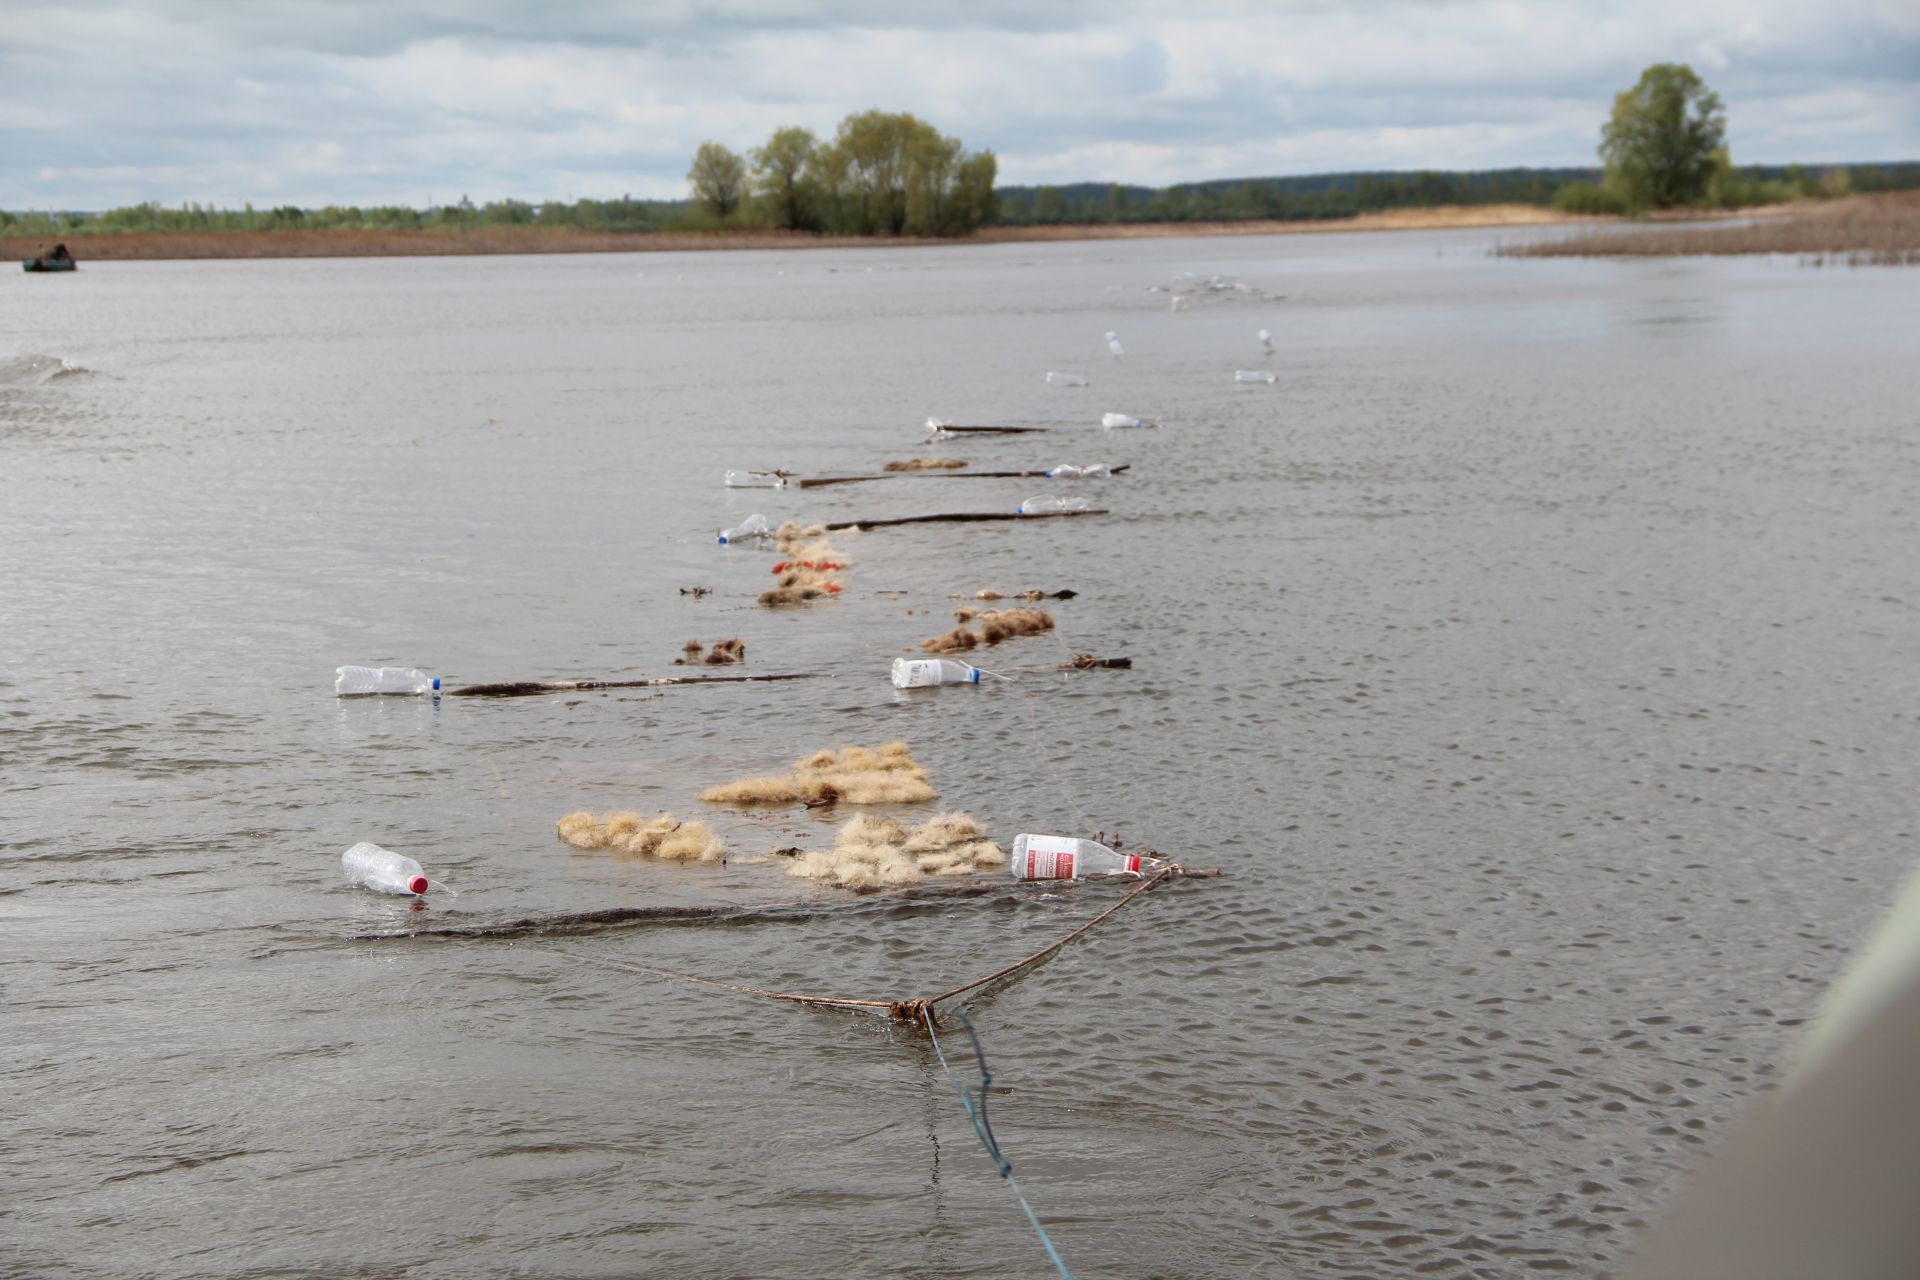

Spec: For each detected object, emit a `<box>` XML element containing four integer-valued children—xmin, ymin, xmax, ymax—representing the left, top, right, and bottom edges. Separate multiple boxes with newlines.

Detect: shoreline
<box><xmin>4</xmin><ymin>203</ymin><xmax>1587</xmax><ymax>262</ymax></box>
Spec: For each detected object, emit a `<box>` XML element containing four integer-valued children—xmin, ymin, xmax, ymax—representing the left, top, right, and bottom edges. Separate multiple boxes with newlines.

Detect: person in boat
<box><xmin>49</xmin><ymin>243</ymin><xmax>72</xmax><ymax>262</ymax></box>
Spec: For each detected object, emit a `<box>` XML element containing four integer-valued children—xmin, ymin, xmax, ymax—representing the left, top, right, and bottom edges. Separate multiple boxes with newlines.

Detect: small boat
<box><xmin>24</xmin><ymin>244</ymin><xmax>77</xmax><ymax>272</ymax></box>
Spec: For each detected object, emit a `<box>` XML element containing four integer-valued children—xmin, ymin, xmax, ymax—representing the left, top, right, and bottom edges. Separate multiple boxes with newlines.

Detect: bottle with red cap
<box><xmin>1011</xmin><ymin>834</ymin><xmax>1167</xmax><ymax>881</ymax></box>
<box><xmin>341</xmin><ymin>842</ymin><xmax>435</xmax><ymax>896</ymax></box>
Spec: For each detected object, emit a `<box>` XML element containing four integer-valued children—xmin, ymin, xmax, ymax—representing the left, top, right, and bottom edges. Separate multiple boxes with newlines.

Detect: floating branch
<box><xmin>929</xmin><ymin>424</ymin><xmax>1049</xmax><ymax>435</ymax></box>
<box><xmin>446</xmin><ymin>672</ymin><xmax>826</xmax><ymax>698</ymax></box>
<box><xmin>825</xmin><ymin>509</ymin><xmax>1107</xmax><ymax>531</ymax></box>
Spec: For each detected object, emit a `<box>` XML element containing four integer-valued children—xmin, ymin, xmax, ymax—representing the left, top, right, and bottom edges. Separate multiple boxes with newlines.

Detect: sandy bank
<box><xmin>1497</xmin><ymin>193</ymin><xmax>1919</xmax><ymax>263</ymax></box>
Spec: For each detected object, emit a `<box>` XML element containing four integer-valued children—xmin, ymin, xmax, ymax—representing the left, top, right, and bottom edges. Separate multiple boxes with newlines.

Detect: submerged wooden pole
<box><xmin>825</xmin><ymin>509</ymin><xmax>1107</xmax><ymax>531</ymax></box>
<box><xmin>446</xmin><ymin>672</ymin><xmax>826</xmax><ymax>698</ymax></box>
<box><xmin>797</xmin><ymin>464</ymin><xmax>1129</xmax><ymax>489</ymax></box>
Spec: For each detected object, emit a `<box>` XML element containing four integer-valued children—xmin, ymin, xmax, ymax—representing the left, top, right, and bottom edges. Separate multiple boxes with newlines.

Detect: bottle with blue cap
<box><xmin>892</xmin><ymin>657</ymin><xmax>985</xmax><ymax>688</ymax></box>
<box><xmin>334</xmin><ymin>665</ymin><xmax>440</xmax><ymax>696</ymax></box>
<box><xmin>1018</xmin><ymin>494</ymin><xmax>1091</xmax><ymax>515</ymax></box>
<box><xmin>718</xmin><ymin>513</ymin><xmax>773</xmax><ymax>544</ymax></box>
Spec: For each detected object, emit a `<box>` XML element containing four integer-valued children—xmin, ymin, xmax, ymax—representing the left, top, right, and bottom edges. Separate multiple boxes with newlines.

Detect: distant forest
<box><xmin>5</xmin><ymin>161</ymin><xmax>1919</xmax><ymax>238</ymax></box>
<box><xmin>993</xmin><ymin>162</ymin><xmax>1920</xmax><ymax>225</ymax></box>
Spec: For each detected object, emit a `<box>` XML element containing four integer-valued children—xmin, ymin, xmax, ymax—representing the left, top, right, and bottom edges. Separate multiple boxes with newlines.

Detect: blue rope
<box><xmin>923</xmin><ymin>1006</ymin><xmax>1076</xmax><ymax>1280</ymax></box>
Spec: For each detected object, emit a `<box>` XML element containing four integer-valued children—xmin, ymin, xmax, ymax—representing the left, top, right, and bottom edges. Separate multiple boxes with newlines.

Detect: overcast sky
<box><xmin>2</xmin><ymin>0</ymin><xmax>1915</xmax><ymax>210</ymax></box>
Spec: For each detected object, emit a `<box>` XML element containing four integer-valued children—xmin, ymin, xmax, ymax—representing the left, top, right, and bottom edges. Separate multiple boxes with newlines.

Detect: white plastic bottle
<box><xmin>891</xmin><ymin>657</ymin><xmax>984</xmax><ymax>688</ymax></box>
<box><xmin>1046</xmin><ymin>463</ymin><xmax>1113</xmax><ymax>479</ymax></box>
<box><xmin>1101</xmin><ymin>412</ymin><xmax>1153</xmax><ymax>429</ymax></box>
<box><xmin>1045</xmin><ymin>371</ymin><xmax>1089</xmax><ymax>387</ymax></box>
<box><xmin>1011</xmin><ymin>834</ymin><xmax>1167</xmax><ymax>881</ymax></box>
<box><xmin>1018</xmin><ymin>494</ymin><xmax>1091</xmax><ymax>515</ymax></box>
<box><xmin>724</xmin><ymin>470</ymin><xmax>786</xmax><ymax>489</ymax></box>
<box><xmin>1234</xmin><ymin>370</ymin><xmax>1278</xmax><ymax>383</ymax></box>
<box><xmin>717</xmin><ymin>513</ymin><xmax>773</xmax><ymax>544</ymax></box>
<box><xmin>341</xmin><ymin>842</ymin><xmax>432</xmax><ymax>895</ymax></box>
<box><xmin>335</xmin><ymin>666</ymin><xmax>440</xmax><ymax>696</ymax></box>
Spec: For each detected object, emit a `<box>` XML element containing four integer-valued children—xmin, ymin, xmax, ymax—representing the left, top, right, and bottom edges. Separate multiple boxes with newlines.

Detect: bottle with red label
<box><xmin>1011</xmin><ymin>834</ymin><xmax>1166</xmax><ymax>881</ymax></box>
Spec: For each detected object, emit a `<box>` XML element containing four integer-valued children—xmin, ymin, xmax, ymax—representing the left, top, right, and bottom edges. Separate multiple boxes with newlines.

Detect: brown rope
<box><xmin>519</xmin><ymin>866</ymin><xmax>1212</xmax><ymax>1024</ymax></box>
<box><xmin>918</xmin><ymin>867</ymin><xmax>1177</xmax><ymax>1009</ymax></box>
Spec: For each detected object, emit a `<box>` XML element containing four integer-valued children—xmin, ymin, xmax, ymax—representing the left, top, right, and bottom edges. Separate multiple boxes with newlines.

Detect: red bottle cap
<box><xmin>408</xmin><ymin>875</ymin><xmax>429</xmax><ymax>894</ymax></box>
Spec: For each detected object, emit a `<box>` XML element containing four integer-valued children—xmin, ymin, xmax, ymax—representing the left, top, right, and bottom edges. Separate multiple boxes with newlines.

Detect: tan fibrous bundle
<box><xmin>760</xmin><ymin>523</ymin><xmax>849</xmax><ymax>608</ymax></box>
<box><xmin>882</xmin><ymin>458</ymin><xmax>967</xmax><ymax>471</ymax></box>
<box><xmin>772</xmin><ymin>522</ymin><xmax>829</xmax><ymax>553</ymax></box>
<box><xmin>674</xmin><ymin>637</ymin><xmax>744</xmax><ymax>666</ymax></box>
<box><xmin>784</xmin><ymin>811</ymin><xmax>1007</xmax><ymax>891</ymax></box>
<box><xmin>699</xmin><ymin>740</ymin><xmax>936</xmax><ymax>807</ymax></box>
<box><xmin>921</xmin><ymin>606</ymin><xmax>1054</xmax><ymax>653</ymax></box>
<box><xmin>555</xmin><ymin>811</ymin><xmax>726</xmax><ymax>862</ymax></box>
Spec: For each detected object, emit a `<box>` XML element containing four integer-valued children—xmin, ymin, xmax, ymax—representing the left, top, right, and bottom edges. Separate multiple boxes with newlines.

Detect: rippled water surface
<box><xmin>4</xmin><ymin>233</ymin><xmax>1917</xmax><ymax>1279</ymax></box>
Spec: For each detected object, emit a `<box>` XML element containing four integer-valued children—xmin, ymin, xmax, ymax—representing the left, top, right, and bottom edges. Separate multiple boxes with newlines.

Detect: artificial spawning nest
<box><xmin>783</xmin><ymin>812</ymin><xmax>1006</xmax><ymax>891</ymax></box>
<box><xmin>555</xmin><ymin>811</ymin><xmax>726</xmax><ymax>862</ymax></box>
<box><xmin>699</xmin><ymin>740</ymin><xmax>935</xmax><ymax>807</ymax></box>
<box><xmin>760</xmin><ymin>523</ymin><xmax>850</xmax><ymax>607</ymax></box>
<box><xmin>921</xmin><ymin>606</ymin><xmax>1054</xmax><ymax>653</ymax></box>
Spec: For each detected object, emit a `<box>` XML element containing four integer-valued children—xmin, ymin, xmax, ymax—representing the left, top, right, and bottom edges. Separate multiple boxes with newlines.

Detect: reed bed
<box><xmin>2</xmin><ymin>204</ymin><xmax>1585</xmax><ymax>263</ymax></box>
<box><xmin>1498</xmin><ymin>193</ymin><xmax>1920</xmax><ymax>265</ymax></box>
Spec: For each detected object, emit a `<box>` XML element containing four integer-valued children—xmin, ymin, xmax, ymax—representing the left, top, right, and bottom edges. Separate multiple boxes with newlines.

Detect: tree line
<box><xmin>686</xmin><ymin>110</ymin><xmax>997</xmax><ymax>237</ymax></box>
<box><xmin>5</xmin><ymin>84</ymin><xmax>1915</xmax><ymax>241</ymax></box>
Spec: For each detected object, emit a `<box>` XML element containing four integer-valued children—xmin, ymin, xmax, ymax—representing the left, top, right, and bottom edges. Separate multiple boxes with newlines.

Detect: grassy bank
<box><xmin>4</xmin><ymin>203</ymin><xmax>1584</xmax><ymax>262</ymax></box>
<box><xmin>1497</xmin><ymin>191</ymin><xmax>1920</xmax><ymax>264</ymax></box>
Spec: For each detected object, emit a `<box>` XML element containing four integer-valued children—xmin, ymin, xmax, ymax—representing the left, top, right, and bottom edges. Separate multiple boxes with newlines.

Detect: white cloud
<box><xmin>0</xmin><ymin>0</ymin><xmax>1913</xmax><ymax>208</ymax></box>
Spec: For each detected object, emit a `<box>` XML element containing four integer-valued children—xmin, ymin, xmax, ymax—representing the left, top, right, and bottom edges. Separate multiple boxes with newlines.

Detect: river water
<box><xmin>3</xmin><ymin>230</ymin><xmax>1916</xmax><ymax>1279</ymax></box>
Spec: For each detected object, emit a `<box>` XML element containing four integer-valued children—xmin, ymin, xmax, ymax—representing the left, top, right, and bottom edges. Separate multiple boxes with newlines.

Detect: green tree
<box><xmin>751</xmin><ymin>126</ymin><xmax>820</xmax><ymax>231</ymax></box>
<box><xmin>1033</xmin><ymin>185</ymin><xmax>1066</xmax><ymax>224</ymax></box>
<box><xmin>814</xmin><ymin>110</ymin><xmax>994</xmax><ymax>236</ymax></box>
<box><xmin>687</xmin><ymin>141</ymin><xmax>748</xmax><ymax>220</ymax></box>
<box><xmin>1600</xmin><ymin>63</ymin><xmax>1726</xmax><ymax>208</ymax></box>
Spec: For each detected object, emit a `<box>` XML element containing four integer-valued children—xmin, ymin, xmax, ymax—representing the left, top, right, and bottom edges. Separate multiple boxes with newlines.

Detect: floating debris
<box><xmin>1045</xmin><ymin>371</ymin><xmax>1089</xmax><ymax>387</ymax></box>
<box><xmin>892</xmin><ymin>657</ymin><xmax>988</xmax><ymax>687</ymax></box>
<box><xmin>1106</xmin><ymin>331</ymin><xmax>1125</xmax><ymax>357</ymax></box>
<box><xmin>679</xmin><ymin>586</ymin><xmax>712</xmax><ymax>598</ymax></box>
<box><xmin>922</xmin><ymin>607</ymin><xmax>1054</xmax><ymax>653</ymax></box>
<box><xmin>555</xmin><ymin>811</ymin><xmax>726</xmax><ymax>862</ymax></box>
<box><xmin>1234</xmin><ymin>370</ymin><xmax>1278</xmax><ymax>384</ymax></box>
<box><xmin>1061</xmin><ymin>653</ymin><xmax>1132</xmax><ymax>670</ymax></box>
<box><xmin>884</xmin><ymin>458</ymin><xmax>968</xmax><ymax>471</ymax></box>
<box><xmin>1101</xmin><ymin>412</ymin><xmax>1158</xmax><ymax>429</ymax></box>
<box><xmin>784</xmin><ymin>812</ymin><xmax>1007</xmax><ymax>891</ymax></box>
<box><xmin>957</xmin><ymin>589</ymin><xmax>1077</xmax><ymax>603</ymax></box>
<box><xmin>725</xmin><ymin>469</ymin><xmax>789</xmax><ymax>489</ymax></box>
<box><xmin>1017</xmin><ymin>494</ymin><xmax>1091</xmax><ymax>514</ymax></box>
<box><xmin>700</xmin><ymin>741</ymin><xmax>936</xmax><ymax>808</ymax></box>
<box><xmin>674</xmin><ymin>638</ymin><xmax>745</xmax><ymax>666</ymax></box>
<box><xmin>926</xmin><ymin>418</ymin><xmax>1049</xmax><ymax>437</ymax></box>
<box><xmin>718</xmin><ymin>513</ymin><xmax>774</xmax><ymax>544</ymax></box>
